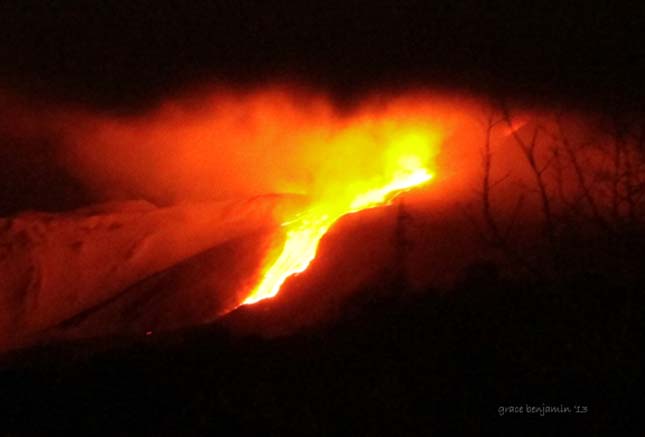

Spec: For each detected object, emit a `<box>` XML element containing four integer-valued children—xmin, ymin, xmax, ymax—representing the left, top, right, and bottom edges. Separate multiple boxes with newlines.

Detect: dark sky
<box><xmin>1</xmin><ymin>1</ymin><xmax>644</xmax><ymax>215</ymax></box>
<box><xmin>1</xmin><ymin>1</ymin><xmax>644</xmax><ymax>111</ymax></box>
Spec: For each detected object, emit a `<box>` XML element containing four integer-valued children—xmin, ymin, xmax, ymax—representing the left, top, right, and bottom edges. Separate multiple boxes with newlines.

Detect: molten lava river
<box><xmin>0</xmin><ymin>88</ymin><xmax>463</xmax><ymax>349</ymax></box>
<box><xmin>242</xmin><ymin>120</ymin><xmax>440</xmax><ymax>305</ymax></box>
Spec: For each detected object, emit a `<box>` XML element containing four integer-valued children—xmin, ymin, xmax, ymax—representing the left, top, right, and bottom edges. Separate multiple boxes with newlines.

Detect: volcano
<box><xmin>1</xmin><ymin>2</ymin><xmax>643</xmax><ymax>433</ymax></box>
<box><xmin>0</xmin><ymin>88</ymin><xmax>457</xmax><ymax>351</ymax></box>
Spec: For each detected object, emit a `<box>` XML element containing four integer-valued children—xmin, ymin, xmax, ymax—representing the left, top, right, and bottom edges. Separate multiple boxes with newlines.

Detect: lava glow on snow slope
<box><xmin>243</xmin><ymin>120</ymin><xmax>440</xmax><ymax>304</ymax></box>
<box><xmin>3</xmin><ymin>86</ymin><xmax>454</xmax><ymax>308</ymax></box>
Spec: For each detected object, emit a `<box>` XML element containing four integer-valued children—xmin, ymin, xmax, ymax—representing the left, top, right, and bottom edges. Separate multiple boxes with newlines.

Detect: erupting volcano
<box><xmin>0</xmin><ymin>86</ymin><xmax>458</xmax><ymax>349</ymax></box>
<box><xmin>243</xmin><ymin>129</ymin><xmax>437</xmax><ymax>304</ymax></box>
<box><xmin>2</xmin><ymin>3</ymin><xmax>640</xmax><ymax>434</ymax></box>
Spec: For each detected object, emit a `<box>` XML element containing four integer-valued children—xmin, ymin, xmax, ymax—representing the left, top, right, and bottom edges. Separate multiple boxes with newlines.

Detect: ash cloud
<box><xmin>1</xmin><ymin>86</ymin><xmax>479</xmax><ymax>210</ymax></box>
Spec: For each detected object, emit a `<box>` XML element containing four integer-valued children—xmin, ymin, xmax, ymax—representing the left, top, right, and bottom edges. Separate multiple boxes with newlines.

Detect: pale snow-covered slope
<box><xmin>0</xmin><ymin>195</ymin><xmax>305</xmax><ymax>351</ymax></box>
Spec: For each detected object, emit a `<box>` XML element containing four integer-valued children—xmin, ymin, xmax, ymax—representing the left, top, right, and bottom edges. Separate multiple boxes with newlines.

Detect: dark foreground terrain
<box><xmin>1</xmin><ymin>265</ymin><xmax>641</xmax><ymax>436</ymax></box>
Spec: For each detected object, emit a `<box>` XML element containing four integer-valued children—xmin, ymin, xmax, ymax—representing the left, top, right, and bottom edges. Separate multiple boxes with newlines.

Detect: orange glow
<box><xmin>243</xmin><ymin>122</ymin><xmax>440</xmax><ymax>304</ymax></box>
<box><xmin>4</xmin><ymin>86</ymin><xmax>466</xmax><ymax>308</ymax></box>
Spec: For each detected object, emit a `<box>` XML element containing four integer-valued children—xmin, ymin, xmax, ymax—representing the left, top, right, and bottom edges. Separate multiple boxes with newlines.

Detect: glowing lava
<box><xmin>243</xmin><ymin>125</ymin><xmax>439</xmax><ymax>305</ymax></box>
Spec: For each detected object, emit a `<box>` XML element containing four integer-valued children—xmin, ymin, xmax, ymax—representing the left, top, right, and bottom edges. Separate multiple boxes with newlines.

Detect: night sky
<box><xmin>1</xmin><ymin>1</ymin><xmax>644</xmax><ymax>111</ymax></box>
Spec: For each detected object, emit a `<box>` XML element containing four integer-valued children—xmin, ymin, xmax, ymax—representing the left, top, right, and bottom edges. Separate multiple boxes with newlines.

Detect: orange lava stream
<box><xmin>243</xmin><ymin>126</ymin><xmax>439</xmax><ymax>305</ymax></box>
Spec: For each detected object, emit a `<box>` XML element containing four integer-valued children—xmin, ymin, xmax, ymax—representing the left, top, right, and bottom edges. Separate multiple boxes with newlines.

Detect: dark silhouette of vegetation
<box><xmin>0</xmin><ymin>266</ymin><xmax>640</xmax><ymax>435</ymax></box>
<box><xmin>465</xmin><ymin>105</ymin><xmax>645</xmax><ymax>286</ymax></box>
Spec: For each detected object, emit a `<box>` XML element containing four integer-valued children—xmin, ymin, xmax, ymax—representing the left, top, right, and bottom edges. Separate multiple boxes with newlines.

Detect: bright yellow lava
<box><xmin>242</xmin><ymin>124</ymin><xmax>440</xmax><ymax>305</ymax></box>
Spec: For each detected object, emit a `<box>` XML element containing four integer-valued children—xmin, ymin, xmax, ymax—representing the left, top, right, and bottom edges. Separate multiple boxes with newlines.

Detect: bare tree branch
<box><xmin>555</xmin><ymin>115</ymin><xmax>611</xmax><ymax>232</ymax></box>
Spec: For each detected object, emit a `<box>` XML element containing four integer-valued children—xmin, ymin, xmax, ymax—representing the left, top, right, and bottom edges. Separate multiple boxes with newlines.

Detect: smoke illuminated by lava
<box><xmin>5</xmin><ymin>82</ymin><xmax>623</xmax><ymax>346</ymax></box>
<box><xmin>1</xmin><ymin>85</ymin><xmax>483</xmax><ymax>330</ymax></box>
<box><xmin>243</xmin><ymin>125</ymin><xmax>439</xmax><ymax>304</ymax></box>
<box><xmin>4</xmin><ymin>80</ymin><xmax>637</xmax><ymax>350</ymax></box>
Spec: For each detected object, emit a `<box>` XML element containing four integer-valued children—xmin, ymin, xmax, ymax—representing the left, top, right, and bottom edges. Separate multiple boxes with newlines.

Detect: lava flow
<box><xmin>243</xmin><ymin>125</ymin><xmax>440</xmax><ymax>304</ymax></box>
